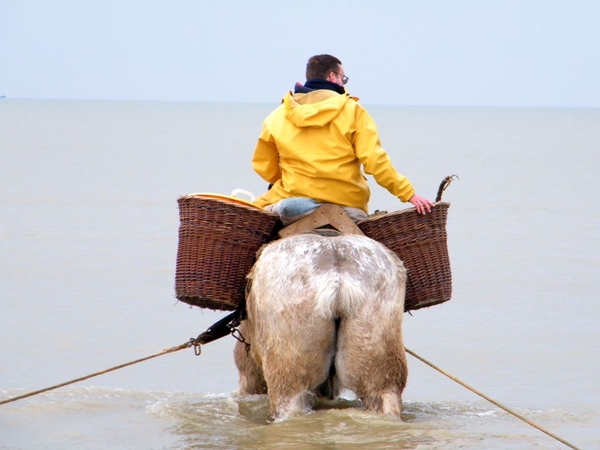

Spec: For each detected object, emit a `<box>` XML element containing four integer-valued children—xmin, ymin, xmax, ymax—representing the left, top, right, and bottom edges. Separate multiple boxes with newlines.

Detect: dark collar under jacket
<box><xmin>294</xmin><ymin>78</ymin><xmax>345</xmax><ymax>95</ymax></box>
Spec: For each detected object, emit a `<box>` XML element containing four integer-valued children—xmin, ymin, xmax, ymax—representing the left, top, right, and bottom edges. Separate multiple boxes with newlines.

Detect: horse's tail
<box><xmin>314</xmin><ymin>276</ymin><xmax>365</xmax><ymax>320</ymax></box>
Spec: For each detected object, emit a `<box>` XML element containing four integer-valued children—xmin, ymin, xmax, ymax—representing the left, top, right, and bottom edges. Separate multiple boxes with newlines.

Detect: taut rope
<box><xmin>405</xmin><ymin>347</ymin><xmax>581</xmax><ymax>450</ymax></box>
<box><xmin>0</xmin><ymin>307</ymin><xmax>246</xmax><ymax>407</ymax></box>
<box><xmin>0</xmin><ymin>341</ymin><xmax>193</xmax><ymax>406</ymax></box>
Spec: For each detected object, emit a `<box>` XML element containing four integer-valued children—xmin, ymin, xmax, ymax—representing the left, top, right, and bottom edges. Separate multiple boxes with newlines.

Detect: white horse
<box><xmin>234</xmin><ymin>231</ymin><xmax>408</xmax><ymax>420</ymax></box>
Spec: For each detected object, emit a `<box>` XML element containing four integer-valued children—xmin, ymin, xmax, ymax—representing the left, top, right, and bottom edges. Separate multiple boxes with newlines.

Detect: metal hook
<box><xmin>189</xmin><ymin>338</ymin><xmax>202</xmax><ymax>356</ymax></box>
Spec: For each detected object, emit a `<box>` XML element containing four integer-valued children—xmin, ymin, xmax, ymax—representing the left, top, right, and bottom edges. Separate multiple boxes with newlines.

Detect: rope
<box><xmin>0</xmin><ymin>340</ymin><xmax>194</xmax><ymax>406</ymax></box>
<box><xmin>405</xmin><ymin>347</ymin><xmax>581</xmax><ymax>450</ymax></box>
<box><xmin>0</xmin><ymin>309</ymin><xmax>246</xmax><ymax>407</ymax></box>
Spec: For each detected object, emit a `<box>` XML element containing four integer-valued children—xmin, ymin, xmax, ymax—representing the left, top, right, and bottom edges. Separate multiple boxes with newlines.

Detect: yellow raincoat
<box><xmin>252</xmin><ymin>90</ymin><xmax>415</xmax><ymax>214</ymax></box>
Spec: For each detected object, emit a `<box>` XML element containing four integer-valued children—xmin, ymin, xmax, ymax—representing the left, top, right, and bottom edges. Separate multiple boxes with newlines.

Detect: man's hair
<box><xmin>306</xmin><ymin>54</ymin><xmax>342</xmax><ymax>80</ymax></box>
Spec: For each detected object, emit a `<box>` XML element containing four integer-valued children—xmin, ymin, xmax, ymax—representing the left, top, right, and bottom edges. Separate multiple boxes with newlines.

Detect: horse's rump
<box><xmin>237</xmin><ymin>233</ymin><xmax>408</xmax><ymax>419</ymax></box>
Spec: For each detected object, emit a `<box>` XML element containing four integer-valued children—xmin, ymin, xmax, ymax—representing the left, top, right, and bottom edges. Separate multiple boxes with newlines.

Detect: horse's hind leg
<box><xmin>252</xmin><ymin>302</ymin><xmax>336</xmax><ymax>420</ymax></box>
<box><xmin>336</xmin><ymin>304</ymin><xmax>407</xmax><ymax>418</ymax></box>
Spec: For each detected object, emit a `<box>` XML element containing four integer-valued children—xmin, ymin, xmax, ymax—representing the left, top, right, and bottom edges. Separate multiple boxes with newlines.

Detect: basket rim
<box><xmin>182</xmin><ymin>192</ymin><xmax>259</xmax><ymax>209</ymax></box>
<box><xmin>359</xmin><ymin>201</ymin><xmax>450</xmax><ymax>224</ymax></box>
<box><xmin>178</xmin><ymin>194</ymin><xmax>280</xmax><ymax>217</ymax></box>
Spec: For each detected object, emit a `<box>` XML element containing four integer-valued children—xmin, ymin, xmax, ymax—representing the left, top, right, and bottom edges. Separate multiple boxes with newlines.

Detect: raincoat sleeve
<box><xmin>352</xmin><ymin>105</ymin><xmax>415</xmax><ymax>202</ymax></box>
<box><xmin>252</xmin><ymin>120</ymin><xmax>282</xmax><ymax>184</ymax></box>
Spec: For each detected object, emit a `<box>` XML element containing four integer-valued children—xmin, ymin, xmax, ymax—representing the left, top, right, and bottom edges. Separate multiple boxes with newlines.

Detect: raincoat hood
<box><xmin>283</xmin><ymin>90</ymin><xmax>352</xmax><ymax>128</ymax></box>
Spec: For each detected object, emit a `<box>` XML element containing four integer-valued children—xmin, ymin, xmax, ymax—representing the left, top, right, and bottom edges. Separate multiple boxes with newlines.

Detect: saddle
<box><xmin>277</xmin><ymin>204</ymin><xmax>364</xmax><ymax>238</ymax></box>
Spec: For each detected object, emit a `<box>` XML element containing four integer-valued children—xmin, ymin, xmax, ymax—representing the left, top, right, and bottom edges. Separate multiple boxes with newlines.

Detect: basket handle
<box><xmin>231</xmin><ymin>189</ymin><xmax>256</xmax><ymax>202</ymax></box>
<box><xmin>435</xmin><ymin>175</ymin><xmax>458</xmax><ymax>202</ymax></box>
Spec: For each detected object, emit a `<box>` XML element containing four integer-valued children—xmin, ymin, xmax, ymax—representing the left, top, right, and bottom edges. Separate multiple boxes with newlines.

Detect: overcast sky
<box><xmin>1</xmin><ymin>1</ymin><xmax>598</xmax><ymax>107</ymax></box>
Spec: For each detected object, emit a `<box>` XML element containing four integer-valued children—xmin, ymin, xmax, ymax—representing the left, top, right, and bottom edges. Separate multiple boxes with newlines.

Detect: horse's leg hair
<box><xmin>336</xmin><ymin>312</ymin><xmax>407</xmax><ymax>418</ymax></box>
<box><xmin>251</xmin><ymin>290</ymin><xmax>336</xmax><ymax>420</ymax></box>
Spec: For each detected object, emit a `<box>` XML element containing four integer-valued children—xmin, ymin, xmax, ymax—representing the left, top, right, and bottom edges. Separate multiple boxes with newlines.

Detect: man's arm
<box><xmin>353</xmin><ymin>106</ymin><xmax>415</xmax><ymax>201</ymax></box>
<box><xmin>354</xmin><ymin>105</ymin><xmax>434</xmax><ymax>214</ymax></box>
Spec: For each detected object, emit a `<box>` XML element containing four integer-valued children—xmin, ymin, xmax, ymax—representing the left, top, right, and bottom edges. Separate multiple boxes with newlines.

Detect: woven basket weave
<box><xmin>358</xmin><ymin>202</ymin><xmax>452</xmax><ymax>312</ymax></box>
<box><xmin>175</xmin><ymin>195</ymin><xmax>280</xmax><ymax>311</ymax></box>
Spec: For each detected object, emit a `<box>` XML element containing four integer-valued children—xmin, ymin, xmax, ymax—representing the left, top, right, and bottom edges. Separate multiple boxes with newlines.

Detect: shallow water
<box><xmin>2</xmin><ymin>387</ymin><xmax>590</xmax><ymax>449</ymax></box>
<box><xmin>0</xmin><ymin>99</ymin><xmax>598</xmax><ymax>449</ymax></box>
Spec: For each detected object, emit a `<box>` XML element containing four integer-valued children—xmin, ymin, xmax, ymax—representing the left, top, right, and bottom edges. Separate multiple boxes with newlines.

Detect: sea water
<box><xmin>0</xmin><ymin>99</ymin><xmax>598</xmax><ymax>449</ymax></box>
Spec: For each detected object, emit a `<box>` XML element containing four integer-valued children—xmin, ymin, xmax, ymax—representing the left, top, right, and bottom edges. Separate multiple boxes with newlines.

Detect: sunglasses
<box><xmin>333</xmin><ymin>72</ymin><xmax>349</xmax><ymax>85</ymax></box>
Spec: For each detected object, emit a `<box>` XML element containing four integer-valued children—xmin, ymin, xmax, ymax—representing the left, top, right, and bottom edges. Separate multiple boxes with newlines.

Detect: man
<box><xmin>252</xmin><ymin>54</ymin><xmax>434</xmax><ymax>225</ymax></box>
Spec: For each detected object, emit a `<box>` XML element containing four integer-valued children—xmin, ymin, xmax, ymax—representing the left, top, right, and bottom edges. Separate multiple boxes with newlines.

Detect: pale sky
<box><xmin>1</xmin><ymin>0</ymin><xmax>599</xmax><ymax>107</ymax></box>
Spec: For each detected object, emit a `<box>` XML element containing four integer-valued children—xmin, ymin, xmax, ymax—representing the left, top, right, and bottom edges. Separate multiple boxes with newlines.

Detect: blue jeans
<box><xmin>264</xmin><ymin>197</ymin><xmax>367</xmax><ymax>226</ymax></box>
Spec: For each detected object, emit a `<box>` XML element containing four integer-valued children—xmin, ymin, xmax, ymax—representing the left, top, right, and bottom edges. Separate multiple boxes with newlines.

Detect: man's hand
<box><xmin>408</xmin><ymin>193</ymin><xmax>435</xmax><ymax>215</ymax></box>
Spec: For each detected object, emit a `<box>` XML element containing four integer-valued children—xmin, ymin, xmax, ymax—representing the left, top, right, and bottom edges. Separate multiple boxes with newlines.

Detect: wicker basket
<box><xmin>175</xmin><ymin>194</ymin><xmax>280</xmax><ymax>311</ymax></box>
<box><xmin>358</xmin><ymin>202</ymin><xmax>452</xmax><ymax>312</ymax></box>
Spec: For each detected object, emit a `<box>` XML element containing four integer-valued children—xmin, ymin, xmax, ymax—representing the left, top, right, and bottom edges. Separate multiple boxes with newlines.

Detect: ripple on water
<box><xmin>2</xmin><ymin>387</ymin><xmax>591</xmax><ymax>449</ymax></box>
<box><xmin>148</xmin><ymin>393</ymin><xmax>585</xmax><ymax>450</ymax></box>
